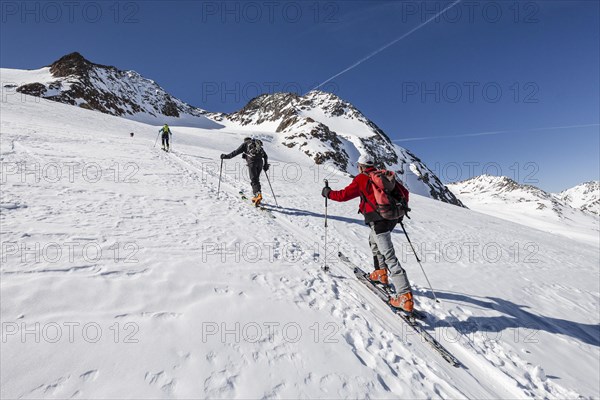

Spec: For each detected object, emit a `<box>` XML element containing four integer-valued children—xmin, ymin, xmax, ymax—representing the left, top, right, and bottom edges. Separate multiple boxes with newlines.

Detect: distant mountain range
<box><xmin>448</xmin><ymin>175</ymin><xmax>598</xmax><ymax>244</ymax></box>
<box><xmin>449</xmin><ymin>175</ymin><xmax>599</xmax><ymax>216</ymax></box>
<box><xmin>557</xmin><ymin>181</ymin><xmax>599</xmax><ymax>215</ymax></box>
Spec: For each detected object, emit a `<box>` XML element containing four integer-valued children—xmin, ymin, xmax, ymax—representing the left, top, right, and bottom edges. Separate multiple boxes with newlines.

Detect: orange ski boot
<box><xmin>369</xmin><ymin>268</ymin><xmax>389</xmax><ymax>285</ymax></box>
<box><xmin>251</xmin><ymin>192</ymin><xmax>263</xmax><ymax>207</ymax></box>
<box><xmin>389</xmin><ymin>291</ymin><xmax>414</xmax><ymax>313</ymax></box>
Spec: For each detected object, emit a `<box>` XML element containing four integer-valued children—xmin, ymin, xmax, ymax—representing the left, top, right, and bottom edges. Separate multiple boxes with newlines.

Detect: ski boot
<box><xmin>251</xmin><ymin>192</ymin><xmax>263</xmax><ymax>207</ymax></box>
<box><xmin>369</xmin><ymin>268</ymin><xmax>389</xmax><ymax>285</ymax></box>
<box><xmin>389</xmin><ymin>291</ymin><xmax>414</xmax><ymax>313</ymax></box>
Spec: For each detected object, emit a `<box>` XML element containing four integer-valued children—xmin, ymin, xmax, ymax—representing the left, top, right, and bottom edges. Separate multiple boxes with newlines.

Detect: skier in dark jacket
<box><xmin>159</xmin><ymin>124</ymin><xmax>172</xmax><ymax>151</ymax></box>
<box><xmin>321</xmin><ymin>154</ymin><xmax>414</xmax><ymax>313</ymax></box>
<box><xmin>221</xmin><ymin>137</ymin><xmax>269</xmax><ymax>206</ymax></box>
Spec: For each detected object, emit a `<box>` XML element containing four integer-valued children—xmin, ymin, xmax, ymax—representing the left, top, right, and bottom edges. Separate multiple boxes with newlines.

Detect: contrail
<box><xmin>312</xmin><ymin>0</ymin><xmax>463</xmax><ymax>92</ymax></box>
<box><xmin>393</xmin><ymin>123</ymin><xmax>600</xmax><ymax>142</ymax></box>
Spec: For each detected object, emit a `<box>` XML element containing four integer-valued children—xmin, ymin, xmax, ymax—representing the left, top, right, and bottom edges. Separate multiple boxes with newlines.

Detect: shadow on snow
<box><xmin>419</xmin><ymin>290</ymin><xmax>600</xmax><ymax>347</ymax></box>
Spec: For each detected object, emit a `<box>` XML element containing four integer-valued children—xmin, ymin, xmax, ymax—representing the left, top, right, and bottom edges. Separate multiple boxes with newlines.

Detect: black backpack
<box><xmin>246</xmin><ymin>139</ymin><xmax>263</xmax><ymax>158</ymax></box>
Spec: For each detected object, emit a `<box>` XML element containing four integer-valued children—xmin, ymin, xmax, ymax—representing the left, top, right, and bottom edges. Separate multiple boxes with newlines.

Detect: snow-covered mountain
<box><xmin>449</xmin><ymin>175</ymin><xmax>566</xmax><ymax>215</ymax></box>
<box><xmin>1</xmin><ymin>52</ymin><xmax>221</xmax><ymax>128</ymax></box>
<box><xmin>221</xmin><ymin>91</ymin><xmax>463</xmax><ymax>206</ymax></box>
<box><xmin>1</xmin><ymin>53</ymin><xmax>462</xmax><ymax>207</ymax></box>
<box><xmin>448</xmin><ymin>175</ymin><xmax>599</xmax><ymax>244</ymax></box>
<box><xmin>557</xmin><ymin>181</ymin><xmax>600</xmax><ymax>215</ymax></box>
<box><xmin>2</xmin><ymin>93</ymin><xmax>598</xmax><ymax>399</ymax></box>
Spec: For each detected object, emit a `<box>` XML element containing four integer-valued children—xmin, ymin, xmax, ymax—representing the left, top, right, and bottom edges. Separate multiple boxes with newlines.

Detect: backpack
<box><xmin>362</xmin><ymin>170</ymin><xmax>410</xmax><ymax>220</ymax></box>
<box><xmin>246</xmin><ymin>139</ymin><xmax>263</xmax><ymax>158</ymax></box>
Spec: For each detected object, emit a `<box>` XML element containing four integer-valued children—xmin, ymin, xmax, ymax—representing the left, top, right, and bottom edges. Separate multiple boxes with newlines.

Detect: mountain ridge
<box><xmin>7</xmin><ymin>52</ymin><xmax>218</xmax><ymax>127</ymax></box>
<box><xmin>449</xmin><ymin>174</ymin><xmax>569</xmax><ymax>214</ymax></box>
<box><xmin>447</xmin><ymin>174</ymin><xmax>598</xmax><ymax>245</ymax></box>
<box><xmin>221</xmin><ymin>90</ymin><xmax>463</xmax><ymax>205</ymax></box>
<box><xmin>2</xmin><ymin>52</ymin><xmax>464</xmax><ymax>205</ymax></box>
<box><xmin>557</xmin><ymin>181</ymin><xmax>599</xmax><ymax>215</ymax></box>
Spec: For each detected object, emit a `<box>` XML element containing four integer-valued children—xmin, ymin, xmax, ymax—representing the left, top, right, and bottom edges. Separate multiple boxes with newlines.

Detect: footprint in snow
<box><xmin>79</xmin><ymin>370</ymin><xmax>99</xmax><ymax>382</ymax></box>
<box><xmin>145</xmin><ymin>370</ymin><xmax>177</xmax><ymax>394</ymax></box>
<box><xmin>213</xmin><ymin>286</ymin><xmax>230</xmax><ymax>294</ymax></box>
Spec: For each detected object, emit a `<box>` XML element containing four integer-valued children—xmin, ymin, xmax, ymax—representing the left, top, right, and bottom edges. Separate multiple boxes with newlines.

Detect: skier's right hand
<box><xmin>321</xmin><ymin>186</ymin><xmax>331</xmax><ymax>198</ymax></box>
<box><xmin>220</xmin><ymin>154</ymin><xmax>227</xmax><ymax>159</ymax></box>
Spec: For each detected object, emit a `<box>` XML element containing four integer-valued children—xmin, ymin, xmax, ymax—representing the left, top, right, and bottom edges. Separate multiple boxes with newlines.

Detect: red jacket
<box><xmin>328</xmin><ymin>167</ymin><xmax>381</xmax><ymax>223</ymax></box>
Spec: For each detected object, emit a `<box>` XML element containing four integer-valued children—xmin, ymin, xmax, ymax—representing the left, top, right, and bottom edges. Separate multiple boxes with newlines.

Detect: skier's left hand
<box><xmin>321</xmin><ymin>186</ymin><xmax>331</xmax><ymax>198</ymax></box>
<box><xmin>263</xmin><ymin>163</ymin><xmax>270</xmax><ymax>172</ymax></box>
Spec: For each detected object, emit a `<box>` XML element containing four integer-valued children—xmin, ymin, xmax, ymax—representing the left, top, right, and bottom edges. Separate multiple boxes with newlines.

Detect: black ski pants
<box><xmin>248</xmin><ymin>159</ymin><xmax>263</xmax><ymax>195</ymax></box>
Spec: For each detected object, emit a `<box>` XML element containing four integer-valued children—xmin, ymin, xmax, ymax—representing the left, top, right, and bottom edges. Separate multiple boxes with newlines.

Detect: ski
<box><xmin>338</xmin><ymin>252</ymin><xmax>460</xmax><ymax>367</ymax></box>
<box><xmin>353</xmin><ymin>267</ymin><xmax>427</xmax><ymax>321</ymax></box>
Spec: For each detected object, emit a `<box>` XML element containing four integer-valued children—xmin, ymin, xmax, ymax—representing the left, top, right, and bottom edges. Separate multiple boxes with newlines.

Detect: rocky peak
<box><xmin>453</xmin><ymin>175</ymin><xmax>548</xmax><ymax>196</ymax></box>
<box><xmin>225</xmin><ymin>90</ymin><xmax>398</xmax><ymax>170</ymax></box>
<box><xmin>575</xmin><ymin>181</ymin><xmax>599</xmax><ymax>193</ymax></box>
<box><xmin>224</xmin><ymin>90</ymin><xmax>463</xmax><ymax>207</ymax></box>
<box><xmin>230</xmin><ymin>92</ymin><xmax>299</xmax><ymax>125</ymax></box>
<box><xmin>301</xmin><ymin>90</ymin><xmax>358</xmax><ymax>117</ymax></box>
<box><xmin>49</xmin><ymin>52</ymin><xmax>99</xmax><ymax>77</ymax></box>
<box><xmin>11</xmin><ymin>52</ymin><xmax>216</xmax><ymax>125</ymax></box>
<box><xmin>449</xmin><ymin>174</ymin><xmax>570</xmax><ymax>215</ymax></box>
<box><xmin>229</xmin><ymin>90</ymin><xmax>377</xmax><ymax>127</ymax></box>
<box><xmin>557</xmin><ymin>181</ymin><xmax>599</xmax><ymax>215</ymax></box>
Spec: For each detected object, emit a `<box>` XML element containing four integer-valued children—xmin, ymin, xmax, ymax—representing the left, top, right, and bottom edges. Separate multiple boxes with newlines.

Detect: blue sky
<box><xmin>1</xmin><ymin>0</ymin><xmax>598</xmax><ymax>192</ymax></box>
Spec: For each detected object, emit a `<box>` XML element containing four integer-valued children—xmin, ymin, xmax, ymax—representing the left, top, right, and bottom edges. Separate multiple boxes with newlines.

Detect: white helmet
<box><xmin>357</xmin><ymin>154</ymin><xmax>374</xmax><ymax>166</ymax></box>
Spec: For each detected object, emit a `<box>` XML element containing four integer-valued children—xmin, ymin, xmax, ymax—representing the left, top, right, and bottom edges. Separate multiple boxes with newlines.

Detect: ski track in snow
<box><xmin>1</xmin><ymin>98</ymin><xmax>598</xmax><ymax>399</ymax></box>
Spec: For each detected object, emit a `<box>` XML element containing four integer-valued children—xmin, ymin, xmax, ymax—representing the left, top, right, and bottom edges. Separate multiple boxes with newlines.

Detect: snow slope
<box><xmin>448</xmin><ymin>175</ymin><xmax>599</xmax><ymax>246</ymax></box>
<box><xmin>558</xmin><ymin>181</ymin><xmax>600</xmax><ymax>215</ymax></box>
<box><xmin>1</xmin><ymin>97</ymin><xmax>599</xmax><ymax>399</ymax></box>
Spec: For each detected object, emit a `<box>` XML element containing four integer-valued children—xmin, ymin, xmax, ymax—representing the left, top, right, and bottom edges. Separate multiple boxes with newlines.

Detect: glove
<box><xmin>322</xmin><ymin>186</ymin><xmax>331</xmax><ymax>198</ymax></box>
<box><xmin>220</xmin><ymin>154</ymin><xmax>227</xmax><ymax>159</ymax></box>
<box><xmin>263</xmin><ymin>163</ymin><xmax>270</xmax><ymax>172</ymax></box>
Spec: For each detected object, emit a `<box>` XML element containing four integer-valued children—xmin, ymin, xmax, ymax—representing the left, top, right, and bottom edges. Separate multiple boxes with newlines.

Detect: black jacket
<box><xmin>225</xmin><ymin>140</ymin><xmax>268</xmax><ymax>165</ymax></box>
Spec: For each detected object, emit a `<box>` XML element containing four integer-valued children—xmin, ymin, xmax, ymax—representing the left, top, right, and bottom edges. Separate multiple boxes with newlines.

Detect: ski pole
<box><xmin>217</xmin><ymin>159</ymin><xmax>223</xmax><ymax>198</ymax></box>
<box><xmin>399</xmin><ymin>219</ymin><xmax>440</xmax><ymax>303</ymax></box>
<box><xmin>154</xmin><ymin>130</ymin><xmax>160</xmax><ymax>147</ymax></box>
<box><xmin>323</xmin><ymin>179</ymin><xmax>329</xmax><ymax>272</ymax></box>
<box><xmin>264</xmin><ymin>170</ymin><xmax>278</xmax><ymax>207</ymax></box>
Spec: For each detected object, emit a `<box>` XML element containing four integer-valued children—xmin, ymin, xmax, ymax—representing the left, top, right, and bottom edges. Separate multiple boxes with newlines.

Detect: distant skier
<box><xmin>159</xmin><ymin>124</ymin><xmax>172</xmax><ymax>151</ymax></box>
<box><xmin>321</xmin><ymin>155</ymin><xmax>414</xmax><ymax>313</ymax></box>
<box><xmin>221</xmin><ymin>137</ymin><xmax>269</xmax><ymax>206</ymax></box>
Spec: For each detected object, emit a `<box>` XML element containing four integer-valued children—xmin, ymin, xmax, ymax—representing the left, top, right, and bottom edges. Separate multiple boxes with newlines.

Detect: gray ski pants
<box><xmin>368</xmin><ymin>222</ymin><xmax>411</xmax><ymax>294</ymax></box>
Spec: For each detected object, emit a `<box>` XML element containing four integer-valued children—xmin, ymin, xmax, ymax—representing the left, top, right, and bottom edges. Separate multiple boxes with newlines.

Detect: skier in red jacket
<box><xmin>321</xmin><ymin>154</ymin><xmax>414</xmax><ymax>313</ymax></box>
